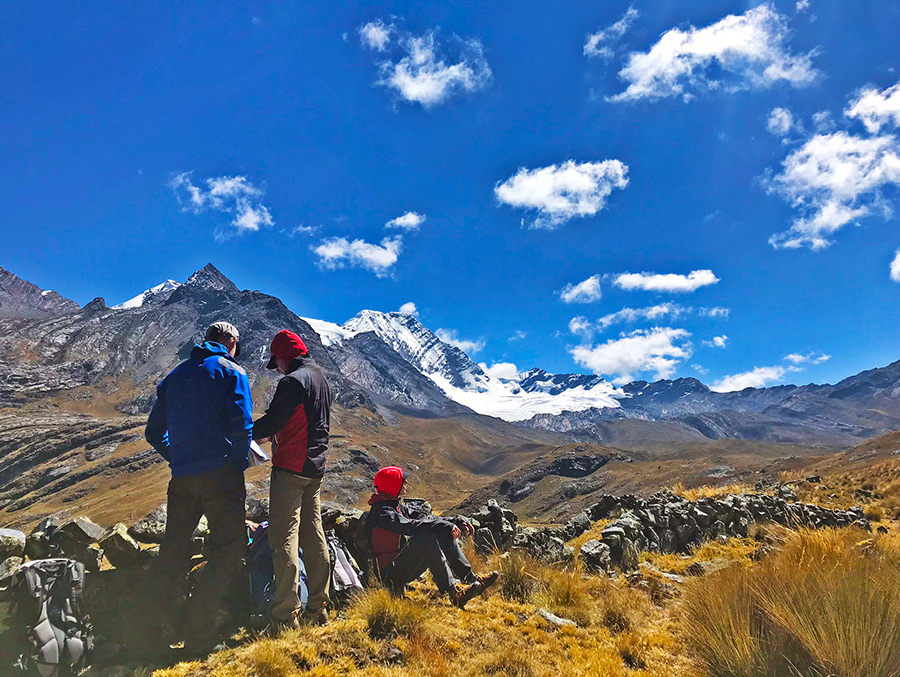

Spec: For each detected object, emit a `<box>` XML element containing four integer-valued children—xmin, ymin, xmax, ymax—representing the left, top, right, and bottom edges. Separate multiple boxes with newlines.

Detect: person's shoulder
<box><xmin>205</xmin><ymin>354</ymin><xmax>248</xmax><ymax>378</ymax></box>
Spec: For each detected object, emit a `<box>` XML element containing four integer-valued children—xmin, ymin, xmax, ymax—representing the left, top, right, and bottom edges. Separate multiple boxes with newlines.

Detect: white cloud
<box><xmin>597</xmin><ymin>303</ymin><xmax>688</xmax><ymax>330</ymax></box>
<box><xmin>703</xmin><ymin>335</ymin><xmax>728</xmax><ymax>348</ymax></box>
<box><xmin>712</xmin><ymin>365</ymin><xmax>787</xmax><ymax>392</ymax></box>
<box><xmin>795</xmin><ymin>0</ymin><xmax>810</xmax><ymax>12</ymax></box>
<box><xmin>364</xmin><ymin>24</ymin><xmax>492</xmax><ymax>107</ymax></box>
<box><xmin>699</xmin><ymin>306</ymin><xmax>730</xmax><ymax>318</ymax></box>
<box><xmin>846</xmin><ymin>81</ymin><xmax>900</xmax><ymax>134</ymax></box>
<box><xmin>289</xmin><ymin>224</ymin><xmax>319</xmax><ymax>237</ymax></box>
<box><xmin>509</xmin><ymin>330</ymin><xmax>527</xmax><ymax>341</ymax></box>
<box><xmin>692</xmin><ymin>364</ymin><xmax>709</xmax><ymax>375</ymax></box>
<box><xmin>436</xmin><ymin>328</ymin><xmax>485</xmax><ymax>355</ymax></box>
<box><xmin>385</xmin><ymin>211</ymin><xmax>426</xmax><ymax>231</ymax></box>
<box><xmin>584</xmin><ymin>7</ymin><xmax>639</xmax><ymax>59</ymax></box>
<box><xmin>767</xmin><ymin>107</ymin><xmax>797</xmax><ymax>137</ymax></box>
<box><xmin>568</xmin><ymin>316</ymin><xmax>593</xmax><ymax>339</ymax></box>
<box><xmin>359</xmin><ymin>20</ymin><xmax>392</xmax><ymax>51</ymax></box>
<box><xmin>767</xmin><ymin>131</ymin><xmax>900</xmax><ymax>250</ymax></box>
<box><xmin>495</xmin><ymin>160</ymin><xmax>629</xmax><ymax>229</ymax></box>
<box><xmin>570</xmin><ymin>327</ymin><xmax>692</xmax><ymax>385</ymax></box>
<box><xmin>610</xmin><ymin>3</ymin><xmax>818</xmax><ymax>103</ymax></box>
<box><xmin>892</xmin><ymin>250</ymin><xmax>900</xmax><ymax>282</ymax></box>
<box><xmin>560</xmin><ymin>275</ymin><xmax>602</xmax><ymax>303</ymax></box>
<box><xmin>398</xmin><ymin>302</ymin><xmax>418</xmax><ymax>316</ymax></box>
<box><xmin>480</xmin><ymin>362</ymin><xmax>520</xmax><ymax>380</ymax></box>
<box><xmin>311</xmin><ymin>235</ymin><xmax>402</xmax><ymax>276</ymax></box>
<box><xmin>614</xmin><ymin>269</ymin><xmax>719</xmax><ymax>293</ymax></box>
<box><xmin>170</xmin><ymin>172</ymin><xmax>274</xmax><ymax>239</ymax></box>
<box><xmin>784</xmin><ymin>351</ymin><xmax>830</xmax><ymax>365</ymax></box>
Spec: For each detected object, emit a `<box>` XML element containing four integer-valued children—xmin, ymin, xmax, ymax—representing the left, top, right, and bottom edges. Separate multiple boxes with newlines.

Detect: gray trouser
<box><xmin>268</xmin><ymin>468</ymin><xmax>330</xmax><ymax>621</ymax></box>
<box><xmin>382</xmin><ymin>525</ymin><xmax>474</xmax><ymax>594</ymax></box>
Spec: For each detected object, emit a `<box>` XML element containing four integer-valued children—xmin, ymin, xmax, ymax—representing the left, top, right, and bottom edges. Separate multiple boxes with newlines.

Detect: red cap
<box><xmin>267</xmin><ymin>330</ymin><xmax>309</xmax><ymax>369</ymax></box>
<box><xmin>374</xmin><ymin>466</ymin><xmax>405</xmax><ymax>498</ymax></box>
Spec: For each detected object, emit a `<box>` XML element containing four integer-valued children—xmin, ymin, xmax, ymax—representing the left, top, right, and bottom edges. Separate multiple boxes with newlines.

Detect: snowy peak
<box><xmin>343</xmin><ymin>310</ymin><xmax>486</xmax><ymax>389</ymax></box>
<box><xmin>113</xmin><ymin>280</ymin><xmax>181</xmax><ymax>309</ymax></box>
<box><xmin>518</xmin><ymin>368</ymin><xmax>611</xmax><ymax>396</ymax></box>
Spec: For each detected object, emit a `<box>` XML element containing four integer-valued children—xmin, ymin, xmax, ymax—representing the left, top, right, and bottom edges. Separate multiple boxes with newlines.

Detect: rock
<box><xmin>246</xmin><ymin>497</ymin><xmax>269</xmax><ymax>523</ymax></box>
<box><xmin>98</xmin><ymin>523</ymin><xmax>142</xmax><ymax>569</ymax></box>
<box><xmin>25</xmin><ymin>530</ymin><xmax>50</xmax><ymax>560</ymax></box>
<box><xmin>403</xmin><ymin>499</ymin><xmax>433</xmax><ymax>520</ymax></box>
<box><xmin>620</xmin><ymin>538</ymin><xmax>639</xmax><ymax>572</ymax></box>
<box><xmin>0</xmin><ymin>556</ymin><xmax>23</xmax><ymax>588</ymax></box>
<box><xmin>877</xmin><ymin>525</ymin><xmax>889</xmax><ymax>534</ymax></box>
<box><xmin>71</xmin><ymin>544</ymin><xmax>104</xmax><ymax>573</ymax></box>
<box><xmin>578</xmin><ymin>539</ymin><xmax>611</xmax><ymax>573</ymax></box>
<box><xmin>129</xmin><ymin>505</ymin><xmax>167</xmax><ymax>543</ymax></box>
<box><xmin>536</xmin><ymin>608</ymin><xmax>576</xmax><ymax>627</ymax></box>
<box><xmin>565</xmin><ymin>511</ymin><xmax>592</xmax><ymax>539</ymax></box>
<box><xmin>58</xmin><ymin>517</ymin><xmax>105</xmax><ymax>546</ymax></box>
<box><xmin>0</xmin><ymin>528</ymin><xmax>26</xmax><ymax>560</ymax></box>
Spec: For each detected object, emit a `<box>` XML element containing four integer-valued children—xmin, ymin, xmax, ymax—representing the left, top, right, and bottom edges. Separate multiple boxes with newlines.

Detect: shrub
<box><xmin>864</xmin><ymin>504</ymin><xmax>884</xmax><ymax>521</ymax></box>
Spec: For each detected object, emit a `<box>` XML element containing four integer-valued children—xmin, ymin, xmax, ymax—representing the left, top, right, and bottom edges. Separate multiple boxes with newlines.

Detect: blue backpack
<box><xmin>247</xmin><ymin>523</ymin><xmax>308</xmax><ymax>629</ymax></box>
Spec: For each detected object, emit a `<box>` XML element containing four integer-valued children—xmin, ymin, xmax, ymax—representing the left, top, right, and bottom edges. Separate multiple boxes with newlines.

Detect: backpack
<box><xmin>10</xmin><ymin>559</ymin><xmax>93</xmax><ymax>676</ymax></box>
<box><xmin>247</xmin><ymin>523</ymin><xmax>308</xmax><ymax>630</ymax></box>
<box><xmin>326</xmin><ymin>532</ymin><xmax>363</xmax><ymax>606</ymax></box>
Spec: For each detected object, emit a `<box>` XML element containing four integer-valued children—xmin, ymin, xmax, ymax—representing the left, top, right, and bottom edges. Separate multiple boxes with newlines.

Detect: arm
<box><xmin>373</xmin><ymin>504</ymin><xmax>451</xmax><ymax>538</ymax></box>
<box><xmin>145</xmin><ymin>381</ymin><xmax>170</xmax><ymax>461</ymax></box>
<box><xmin>252</xmin><ymin>378</ymin><xmax>302</xmax><ymax>440</ymax></box>
<box><xmin>227</xmin><ymin>367</ymin><xmax>254</xmax><ymax>469</ymax></box>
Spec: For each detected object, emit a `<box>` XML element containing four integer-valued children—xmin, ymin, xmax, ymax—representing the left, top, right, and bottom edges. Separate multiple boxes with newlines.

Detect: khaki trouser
<box><xmin>268</xmin><ymin>468</ymin><xmax>330</xmax><ymax>621</ymax></box>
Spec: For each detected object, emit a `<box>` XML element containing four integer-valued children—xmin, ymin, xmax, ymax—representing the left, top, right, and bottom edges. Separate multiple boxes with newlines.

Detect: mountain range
<box><xmin>2</xmin><ymin>263</ymin><xmax>899</xmax><ymax>449</ymax></box>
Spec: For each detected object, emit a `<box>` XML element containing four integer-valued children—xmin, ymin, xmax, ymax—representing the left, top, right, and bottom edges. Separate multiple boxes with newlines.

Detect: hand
<box><xmin>451</xmin><ymin>524</ymin><xmax>461</xmax><ymax>540</ymax></box>
<box><xmin>462</xmin><ymin>522</ymin><xmax>475</xmax><ymax>538</ymax></box>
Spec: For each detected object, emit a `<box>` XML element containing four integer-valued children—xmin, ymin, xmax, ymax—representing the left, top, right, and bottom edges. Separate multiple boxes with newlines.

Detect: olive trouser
<box><xmin>153</xmin><ymin>463</ymin><xmax>247</xmax><ymax>641</ymax></box>
<box><xmin>268</xmin><ymin>468</ymin><xmax>330</xmax><ymax>621</ymax></box>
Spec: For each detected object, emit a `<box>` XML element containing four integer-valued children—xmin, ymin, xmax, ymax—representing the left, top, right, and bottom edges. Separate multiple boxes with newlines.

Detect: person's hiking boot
<box><xmin>450</xmin><ymin>581</ymin><xmax>483</xmax><ymax>609</ymax></box>
<box><xmin>474</xmin><ymin>571</ymin><xmax>499</xmax><ymax>592</ymax></box>
<box><xmin>265</xmin><ymin>612</ymin><xmax>300</xmax><ymax>636</ymax></box>
<box><xmin>300</xmin><ymin>606</ymin><xmax>329</xmax><ymax>626</ymax></box>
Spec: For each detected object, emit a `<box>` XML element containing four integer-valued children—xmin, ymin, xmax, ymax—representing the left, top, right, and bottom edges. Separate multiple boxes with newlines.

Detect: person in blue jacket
<box><xmin>145</xmin><ymin>321</ymin><xmax>253</xmax><ymax>652</ymax></box>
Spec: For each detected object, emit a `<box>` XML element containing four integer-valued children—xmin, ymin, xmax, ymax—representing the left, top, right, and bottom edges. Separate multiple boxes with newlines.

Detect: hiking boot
<box><xmin>265</xmin><ymin>613</ymin><xmax>300</xmax><ymax>636</ymax></box>
<box><xmin>300</xmin><ymin>607</ymin><xmax>329</xmax><ymax>626</ymax></box>
<box><xmin>450</xmin><ymin>581</ymin><xmax>483</xmax><ymax>609</ymax></box>
<box><xmin>474</xmin><ymin>571</ymin><xmax>499</xmax><ymax>592</ymax></box>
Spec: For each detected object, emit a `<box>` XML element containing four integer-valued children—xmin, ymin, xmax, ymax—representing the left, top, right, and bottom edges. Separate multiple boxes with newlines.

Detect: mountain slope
<box><xmin>0</xmin><ymin>266</ymin><xmax>80</xmax><ymax>318</ymax></box>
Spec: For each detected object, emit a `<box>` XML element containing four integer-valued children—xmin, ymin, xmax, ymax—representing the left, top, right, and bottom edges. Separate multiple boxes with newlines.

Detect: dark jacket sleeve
<box><xmin>227</xmin><ymin>366</ymin><xmax>254</xmax><ymax>469</ymax></box>
<box><xmin>371</xmin><ymin>503</ymin><xmax>452</xmax><ymax>537</ymax></box>
<box><xmin>252</xmin><ymin>377</ymin><xmax>302</xmax><ymax>440</ymax></box>
<box><xmin>145</xmin><ymin>380</ymin><xmax>170</xmax><ymax>461</ymax></box>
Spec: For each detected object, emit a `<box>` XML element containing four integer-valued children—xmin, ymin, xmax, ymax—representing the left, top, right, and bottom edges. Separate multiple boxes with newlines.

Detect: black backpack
<box><xmin>10</xmin><ymin>559</ymin><xmax>93</xmax><ymax>676</ymax></box>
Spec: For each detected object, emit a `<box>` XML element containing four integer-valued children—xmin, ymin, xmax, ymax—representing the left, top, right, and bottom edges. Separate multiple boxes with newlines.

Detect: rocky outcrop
<box><xmin>0</xmin><ymin>266</ymin><xmax>80</xmax><ymax>319</ymax></box>
<box><xmin>458</xmin><ymin>490</ymin><xmax>871</xmax><ymax>571</ymax></box>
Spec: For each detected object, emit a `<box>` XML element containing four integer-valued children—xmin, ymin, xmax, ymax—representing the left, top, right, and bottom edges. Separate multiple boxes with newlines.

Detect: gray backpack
<box><xmin>11</xmin><ymin>559</ymin><xmax>93</xmax><ymax>676</ymax></box>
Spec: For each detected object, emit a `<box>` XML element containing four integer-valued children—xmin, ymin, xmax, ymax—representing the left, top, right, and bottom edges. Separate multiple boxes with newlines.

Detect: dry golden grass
<box><xmin>642</xmin><ymin>537</ymin><xmax>759</xmax><ymax>575</ymax></box>
<box><xmin>681</xmin><ymin>528</ymin><xmax>900</xmax><ymax>677</ymax></box>
<box><xmin>670</xmin><ymin>482</ymin><xmax>757</xmax><ymax>501</ymax></box>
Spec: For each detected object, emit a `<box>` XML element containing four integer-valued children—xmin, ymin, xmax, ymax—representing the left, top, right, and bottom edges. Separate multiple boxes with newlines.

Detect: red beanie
<box><xmin>374</xmin><ymin>466</ymin><xmax>405</xmax><ymax>498</ymax></box>
<box><xmin>267</xmin><ymin>330</ymin><xmax>308</xmax><ymax>369</ymax></box>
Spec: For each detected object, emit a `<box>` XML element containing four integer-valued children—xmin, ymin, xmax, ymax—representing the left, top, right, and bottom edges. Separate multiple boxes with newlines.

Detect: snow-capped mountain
<box><xmin>304</xmin><ymin>310</ymin><xmax>621</xmax><ymax>421</ymax></box>
<box><xmin>112</xmin><ymin>280</ymin><xmax>181</xmax><ymax>309</ymax></box>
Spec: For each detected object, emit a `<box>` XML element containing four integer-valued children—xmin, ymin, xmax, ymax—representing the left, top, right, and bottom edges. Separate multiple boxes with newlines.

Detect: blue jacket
<box><xmin>146</xmin><ymin>342</ymin><xmax>253</xmax><ymax>477</ymax></box>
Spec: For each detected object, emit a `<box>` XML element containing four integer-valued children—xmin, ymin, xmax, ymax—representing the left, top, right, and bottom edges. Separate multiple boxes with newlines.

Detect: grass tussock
<box><xmin>681</xmin><ymin>528</ymin><xmax>900</xmax><ymax>677</ymax></box>
<box><xmin>350</xmin><ymin>588</ymin><xmax>433</xmax><ymax>640</ymax></box>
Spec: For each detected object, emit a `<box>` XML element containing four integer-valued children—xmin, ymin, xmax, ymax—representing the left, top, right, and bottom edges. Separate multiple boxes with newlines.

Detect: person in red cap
<box><xmin>368</xmin><ymin>466</ymin><xmax>498</xmax><ymax>608</ymax></box>
<box><xmin>252</xmin><ymin>329</ymin><xmax>333</xmax><ymax>629</ymax></box>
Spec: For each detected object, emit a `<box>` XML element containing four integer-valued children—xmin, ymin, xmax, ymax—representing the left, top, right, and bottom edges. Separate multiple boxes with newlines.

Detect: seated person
<box><xmin>367</xmin><ymin>465</ymin><xmax>498</xmax><ymax>608</ymax></box>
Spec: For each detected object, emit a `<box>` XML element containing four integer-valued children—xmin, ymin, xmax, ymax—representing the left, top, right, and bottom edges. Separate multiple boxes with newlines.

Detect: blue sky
<box><xmin>2</xmin><ymin>1</ymin><xmax>899</xmax><ymax>390</ymax></box>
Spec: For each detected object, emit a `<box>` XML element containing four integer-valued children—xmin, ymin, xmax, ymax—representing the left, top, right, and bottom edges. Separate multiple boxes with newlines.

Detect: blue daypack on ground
<box><xmin>247</xmin><ymin>523</ymin><xmax>308</xmax><ymax>629</ymax></box>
